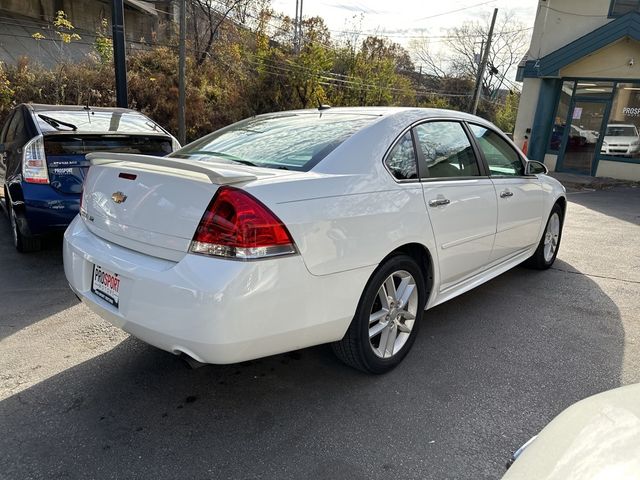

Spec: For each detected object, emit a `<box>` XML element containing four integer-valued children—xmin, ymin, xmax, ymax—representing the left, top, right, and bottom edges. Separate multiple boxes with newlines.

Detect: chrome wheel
<box><xmin>543</xmin><ymin>212</ymin><xmax>560</xmax><ymax>262</ymax></box>
<box><xmin>369</xmin><ymin>270</ymin><xmax>418</xmax><ymax>359</ymax></box>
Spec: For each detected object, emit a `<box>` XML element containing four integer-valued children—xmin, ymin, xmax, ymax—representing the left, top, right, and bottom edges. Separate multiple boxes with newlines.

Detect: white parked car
<box><xmin>601</xmin><ymin>123</ymin><xmax>640</xmax><ymax>156</ymax></box>
<box><xmin>63</xmin><ymin>108</ymin><xmax>566</xmax><ymax>373</ymax></box>
<box><xmin>503</xmin><ymin>383</ymin><xmax>640</xmax><ymax>479</ymax></box>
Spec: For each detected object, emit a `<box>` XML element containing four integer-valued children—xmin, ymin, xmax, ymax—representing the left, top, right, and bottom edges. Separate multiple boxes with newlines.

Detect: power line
<box><xmin>413</xmin><ymin>0</ymin><xmax>497</xmax><ymax>21</ymax></box>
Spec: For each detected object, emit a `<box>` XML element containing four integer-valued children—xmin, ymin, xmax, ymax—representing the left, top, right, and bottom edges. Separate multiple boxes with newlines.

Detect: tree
<box><xmin>494</xmin><ymin>91</ymin><xmax>520</xmax><ymax>133</ymax></box>
<box><xmin>410</xmin><ymin>11</ymin><xmax>528</xmax><ymax>104</ymax></box>
<box><xmin>189</xmin><ymin>0</ymin><xmax>261</xmax><ymax>66</ymax></box>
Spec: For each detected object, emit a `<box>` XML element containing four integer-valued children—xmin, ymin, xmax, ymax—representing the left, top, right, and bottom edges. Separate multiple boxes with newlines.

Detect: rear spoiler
<box><xmin>86</xmin><ymin>152</ymin><xmax>257</xmax><ymax>185</ymax></box>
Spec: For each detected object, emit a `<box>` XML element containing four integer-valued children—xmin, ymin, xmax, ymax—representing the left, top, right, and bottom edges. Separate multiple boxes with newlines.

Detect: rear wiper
<box><xmin>181</xmin><ymin>150</ymin><xmax>259</xmax><ymax>167</ymax></box>
<box><xmin>38</xmin><ymin>114</ymin><xmax>77</xmax><ymax>131</ymax></box>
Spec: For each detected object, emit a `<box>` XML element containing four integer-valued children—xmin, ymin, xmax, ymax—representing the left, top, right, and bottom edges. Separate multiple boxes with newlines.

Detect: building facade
<box><xmin>515</xmin><ymin>0</ymin><xmax>640</xmax><ymax>180</ymax></box>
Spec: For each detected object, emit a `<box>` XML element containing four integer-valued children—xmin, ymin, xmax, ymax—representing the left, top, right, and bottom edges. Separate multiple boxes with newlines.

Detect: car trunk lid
<box><xmin>44</xmin><ymin>134</ymin><xmax>174</xmax><ymax>194</ymax></box>
<box><xmin>82</xmin><ymin>153</ymin><xmax>285</xmax><ymax>261</ymax></box>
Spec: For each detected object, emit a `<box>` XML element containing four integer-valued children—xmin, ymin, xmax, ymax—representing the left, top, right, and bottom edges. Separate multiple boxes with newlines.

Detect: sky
<box><xmin>270</xmin><ymin>0</ymin><xmax>539</xmax><ymax>52</ymax></box>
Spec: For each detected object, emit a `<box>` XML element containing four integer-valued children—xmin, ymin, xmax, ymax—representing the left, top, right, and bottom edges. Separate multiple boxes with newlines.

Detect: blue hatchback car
<box><xmin>0</xmin><ymin>104</ymin><xmax>179</xmax><ymax>251</ymax></box>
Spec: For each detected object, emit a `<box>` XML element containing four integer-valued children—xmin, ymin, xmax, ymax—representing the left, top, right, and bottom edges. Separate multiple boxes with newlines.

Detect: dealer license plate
<box><xmin>91</xmin><ymin>264</ymin><xmax>121</xmax><ymax>308</ymax></box>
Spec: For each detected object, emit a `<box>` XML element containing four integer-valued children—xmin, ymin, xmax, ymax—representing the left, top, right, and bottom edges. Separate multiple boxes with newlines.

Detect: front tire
<box><xmin>9</xmin><ymin>206</ymin><xmax>41</xmax><ymax>253</ymax></box>
<box><xmin>332</xmin><ymin>254</ymin><xmax>427</xmax><ymax>374</ymax></box>
<box><xmin>525</xmin><ymin>203</ymin><xmax>563</xmax><ymax>270</ymax></box>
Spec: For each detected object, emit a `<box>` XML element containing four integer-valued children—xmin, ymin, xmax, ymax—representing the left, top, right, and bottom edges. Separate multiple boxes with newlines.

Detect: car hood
<box><xmin>604</xmin><ymin>135</ymin><xmax>639</xmax><ymax>144</ymax></box>
<box><xmin>503</xmin><ymin>383</ymin><xmax>640</xmax><ymax>480</ymax></box>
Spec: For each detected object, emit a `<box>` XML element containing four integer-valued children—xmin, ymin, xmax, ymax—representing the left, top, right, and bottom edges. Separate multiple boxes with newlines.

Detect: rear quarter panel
<box><xmin>244</xmin><ymin>113</ymin><xmax>439</xmax><ymax>278</ymax></box>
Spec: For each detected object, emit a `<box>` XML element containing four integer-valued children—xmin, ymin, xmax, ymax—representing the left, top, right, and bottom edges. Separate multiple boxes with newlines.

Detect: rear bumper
<box><xmin>63</xmin><ymin>216</ymin><xmax>373</xmax><ymax>364</ymax></box>
<box><xmin>19</xmin><ymin>183</ymin><xmax>79</xmax><ymax>235</ymax></box>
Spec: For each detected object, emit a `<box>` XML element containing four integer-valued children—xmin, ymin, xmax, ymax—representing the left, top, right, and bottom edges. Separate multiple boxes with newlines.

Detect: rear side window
<box><xmin>414</xmin><ymin>122</ymin><xmax>480</xmax><ymax>178</ymax></box>
<box><xmin>468</xmin><ymin>124</ymin><xmax>524</xmax><ymax>176</ymax></box>
<box><xmin>171</xmin><ymin>113</ymin><xmax>378</xmax><ymax>171</ymax></box>
<box><xmin>384</xmin><ymin>131</ymin><xmax>418</xmax><ymax>180</ymax></box>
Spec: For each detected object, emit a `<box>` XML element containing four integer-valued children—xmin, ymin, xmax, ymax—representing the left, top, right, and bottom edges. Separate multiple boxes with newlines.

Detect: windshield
<box><xmin>36</xmin><ymin>110</ymin><xmax>165</xmax><ymax>134</ymax></box>
<box><xmin>606</xmin><ymin>125</ymin><xmax>638</xmax><ymax>137</ymax></box>
<box><xmin>170</xmin><ymin>113</ymin><xmax>379</xmax><ymax>171</ymax></box>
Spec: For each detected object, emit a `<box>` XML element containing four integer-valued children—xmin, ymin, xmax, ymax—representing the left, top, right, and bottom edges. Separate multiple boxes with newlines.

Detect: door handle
<box><xmin>500</xmin><ymin>190</ymin><xmax>514</xmax><ymax>198</ymax></box>
<box><xmin>428</xmin><ymin>198</ymin><xmax>451</xmax><ymax>207</ymax></box>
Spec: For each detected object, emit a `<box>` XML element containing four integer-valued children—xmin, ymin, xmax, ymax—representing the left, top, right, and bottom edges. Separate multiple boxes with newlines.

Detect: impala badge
<box><xmin>111</xmin><ymin>191</ymin><xmax>127</xmax><ymax>204</ymax></box>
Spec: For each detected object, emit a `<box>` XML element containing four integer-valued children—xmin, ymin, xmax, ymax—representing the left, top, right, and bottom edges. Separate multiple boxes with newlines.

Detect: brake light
<box><xmin>22</xmin><ymin>135</ymin><xmax>49</xmax><ymax>184</ymax></box>
<box><xmin>190</xmin><ymin>186</ymin><xmax>297</xmax><ymax>260</ymax></box>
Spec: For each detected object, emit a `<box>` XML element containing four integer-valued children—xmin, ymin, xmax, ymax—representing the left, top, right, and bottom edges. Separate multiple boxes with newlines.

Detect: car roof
<box><xmin>263</xmin><ymin>106</ymin><xmax>489</xmax><ymax>124</ymax></box>
<box><xmin>23</xmin><ymin>103</ymin><xmax>141</xmax><ymax>114</ymax></box>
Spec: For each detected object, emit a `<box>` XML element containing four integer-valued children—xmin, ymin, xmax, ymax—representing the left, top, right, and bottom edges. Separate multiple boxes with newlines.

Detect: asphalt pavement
<box><xmin>1</xmin><ymin>187</ymin><xmax>639</xmax><ymax>480</ymax></box>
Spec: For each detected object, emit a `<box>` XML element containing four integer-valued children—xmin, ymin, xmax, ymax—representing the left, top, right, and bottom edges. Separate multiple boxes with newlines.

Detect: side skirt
<box><xmin>426</xmin><ymin>246</ymin><xmax>537</xmax><ymax>310</ymax></box>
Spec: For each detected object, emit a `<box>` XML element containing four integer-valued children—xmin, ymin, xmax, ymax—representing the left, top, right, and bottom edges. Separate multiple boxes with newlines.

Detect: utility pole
<box><xmin>299</xmin><ymin>0</ymin><xmax>303</xmax><ymax>47</ymax></box>
<box><xmin>471</xmin><ymin>7</ymin><xmax>498</xmax><ymax>115</ymax></box>
<box><xmin>111</xmin><ymin>0</ymin><xmax>127</xmax><ymax>108</ymax></box>
<box><xmin>295</xmin><ymin>0</ymin><xmax>303</xmax><ymax>53</ymax></box>
<box><xmin>178</xmin><ymin>0</ymin><xmax>186</xmax><ymax>145</ymax></box>
<box><xmin>294</xmin><ymin>0</ymin><xmax>299</xmax><ymax>51</ymax></box>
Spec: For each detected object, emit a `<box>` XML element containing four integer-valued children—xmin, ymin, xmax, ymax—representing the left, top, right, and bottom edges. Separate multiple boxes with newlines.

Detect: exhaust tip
<box><xmin>177</xmin><ymin>352</ymin><xmax>208</xmax><ymax>370</ymax></box>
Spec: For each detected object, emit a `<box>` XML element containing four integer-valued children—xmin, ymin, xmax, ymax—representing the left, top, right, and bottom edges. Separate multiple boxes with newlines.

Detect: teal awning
<box><xmin>519</xmin><ymin>11</ymin><xmax>640</xmax><ymax>79</ymax></box>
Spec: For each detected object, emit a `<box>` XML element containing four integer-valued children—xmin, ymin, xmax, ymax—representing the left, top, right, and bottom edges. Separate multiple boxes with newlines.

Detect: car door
<box><xmin>467</xmin><ymin>123</ymin><xmax>544</xmax><ymax>262</ymax></box>
<box><xmin>414</xmin><ymin>120</ymin><xmax>498</xmax><ymax>291</ymax></box>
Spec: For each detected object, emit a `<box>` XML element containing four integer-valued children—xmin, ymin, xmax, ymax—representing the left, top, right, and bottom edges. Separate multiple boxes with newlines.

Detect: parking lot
<box><xmin>1</xmin><ymin>187</ymin><xmax>639</xmax><ymax>480</ymax></box>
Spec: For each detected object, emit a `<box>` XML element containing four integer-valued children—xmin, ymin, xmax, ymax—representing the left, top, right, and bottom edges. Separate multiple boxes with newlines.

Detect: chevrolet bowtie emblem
<box><xmin>111</xmin><ymin>191</ymin><xmax>127</xmax><ymax>204</ymax></box>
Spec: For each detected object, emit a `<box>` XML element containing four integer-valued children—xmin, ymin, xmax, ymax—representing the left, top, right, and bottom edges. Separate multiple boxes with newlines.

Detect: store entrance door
<box><xmin>558</xmin><ymin>100</ymin><xmax>608</xmax><ymax>175</ymax></box>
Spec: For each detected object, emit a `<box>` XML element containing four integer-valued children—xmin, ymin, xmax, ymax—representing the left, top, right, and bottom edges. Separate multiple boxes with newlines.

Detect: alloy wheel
<box><xmin>368</xmin><ymin>270</ymin><xmax>418</xmax><ymax>359</ymax></box>
<box><xmin>543</xmin><ymin>212</ymin><xmax>560</xmax><ymax>262</ymax></box>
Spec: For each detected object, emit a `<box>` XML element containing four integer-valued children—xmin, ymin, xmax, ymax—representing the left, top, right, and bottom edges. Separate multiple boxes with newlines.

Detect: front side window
<box><xmin>413</xmin><ymin>121</ymin><xmax>480</xmax><ymax>178</ymax></box>
<box><xmin>384</xmin><ymin>131</ymin><xmax>418</xmax><ymax>180</ymax></box>
<box><xmin>172</xmin><ymin>113</ymin><xmax>378</xmax><ymax>171</ymax></box>
<box><xmin>610</xmin><ymin>0</ymin><xmax>640</xmax><ymax>16</ymax></box>
<box><xmin>469</xmin><ymin>124</ymin><xmax>525</xmax><ymax>176</ymax></box>
<box><xmin>603</xmin><ymin>82</ymin><xmax>640</xmax><ymax>158</ymax></box>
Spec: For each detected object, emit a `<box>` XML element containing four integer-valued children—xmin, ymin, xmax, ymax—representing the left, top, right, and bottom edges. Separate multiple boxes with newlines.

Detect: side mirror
<box><xmin>526</xmin><ymin>160</ymin><xmax>548</xmax><ymax>175</ymax></box>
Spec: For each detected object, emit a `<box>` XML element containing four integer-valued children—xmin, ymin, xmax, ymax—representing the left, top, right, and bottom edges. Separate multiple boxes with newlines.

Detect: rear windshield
<box><xmin>606</xmin><ymin>125</ymin><xmax>638</xmax><ymax>137</ymax></box>
<box><xmin>44</xmin><ymin>135</ymin><xmax>173</xmax><ymax>156</ymax></box>
<box><xmin>36</xmin><ymin>110</ymin><xmax>166</xmax><ymax>134</ymax></box>
<box><xmin>170</xmin><ymin>113</ymin><xmax>379</xmax><ymax>171</ymax></box>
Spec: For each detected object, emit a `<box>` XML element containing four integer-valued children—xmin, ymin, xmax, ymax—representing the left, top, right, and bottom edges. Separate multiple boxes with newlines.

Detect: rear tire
<box><xmin>332</xmin><ymin>254</ymin><xmax>426</xmax><ymax>374</ymax></box>
<box><xmin>9</xmin><ymin>206</ymin><xmax>41</xmax><ymax>253</ymax></box>
<box><xmin>525</xmin><ymin>203</ymin><xmax>563</xmax><ymax>270</ymax></box>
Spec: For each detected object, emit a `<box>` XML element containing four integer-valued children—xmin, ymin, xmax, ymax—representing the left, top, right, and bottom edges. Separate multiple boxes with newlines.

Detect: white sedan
<box><xmin>63</xmin><ymin>107</ymin><xmax>566</xmax><ymax>373</ymax></box>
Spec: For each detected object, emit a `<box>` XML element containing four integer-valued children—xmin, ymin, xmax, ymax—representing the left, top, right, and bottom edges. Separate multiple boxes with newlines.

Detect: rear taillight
<box><xmin>190</xmin><ymin>186</ymin><xmax>297</xmax><ymax>260</ymax></box>
<box><xmin>22</xmin><ymin>135</ymin><xmax>49</xmax><ymax>184</ymax></box>
<box><xmin>79</xmin><ymin>168</ymin><xmax>91</xmax><ymax>220</ymax></box>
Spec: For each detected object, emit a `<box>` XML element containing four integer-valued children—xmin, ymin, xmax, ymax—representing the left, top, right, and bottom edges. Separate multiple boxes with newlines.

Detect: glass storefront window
<box><xmin>601</xmin><ymin>82</ymin><xmax>640</xmax><ymax>158</ymax></box>
<box><xmin>548</xmin><ymin>80</ymin><xmax>574</xmax><ymax>152</ymax></box>
<box><xmin>574</xmin><ymin>81</ymin><xmax>614</xmax><ymax>97</ymax></box>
